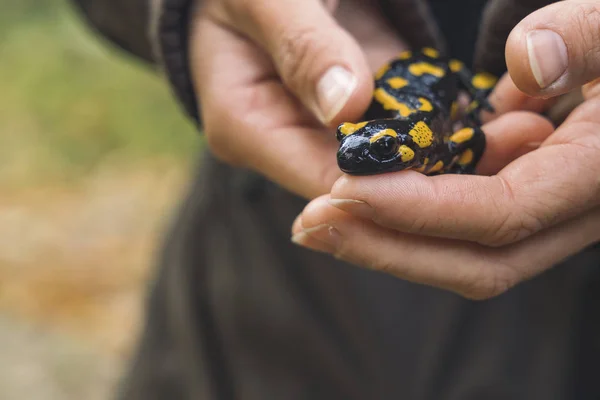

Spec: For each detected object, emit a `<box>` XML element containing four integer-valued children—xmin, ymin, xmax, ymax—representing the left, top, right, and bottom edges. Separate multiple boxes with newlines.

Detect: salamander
<box><xmin>336</xmin><ymin>48</ymin><xmax>497</xmax><ymax>175</ymax></box>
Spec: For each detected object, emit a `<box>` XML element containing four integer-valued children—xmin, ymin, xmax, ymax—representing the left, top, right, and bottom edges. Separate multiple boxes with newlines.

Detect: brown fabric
<box><xmin>117</xmin><ymin>152</ymin><xmax>600</xmax><ymax>400</ymax></box>
<box><xmin>474</xmin><ymin>0</ymin><xmax>560</xmax><ymax>75</ymax></box>
<box><xmin>70</xmin><ymin>0</ymin><xmax>200</xmax><ymax>121</ymax></box>
<box><xmin>118</xmin><ymin>156</ymin><xmax>387</xmax><ymax>400</ymax></box>
<box><xmin>378</xmin><ymin>0</ymin><xmax>446</xmax><ymax>51</ymax></box>
<box><xmin>71</xmin><ymin>0</ymin><xmax>156</xmax><ymax>62</ymax></box>
<box><xmin>153</xmin><ymin>0</ymin><xmax>200</xmax><ymax>124</ymax></box>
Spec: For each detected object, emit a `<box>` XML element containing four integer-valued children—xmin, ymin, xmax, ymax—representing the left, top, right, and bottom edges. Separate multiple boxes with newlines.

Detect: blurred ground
<box><xmin>0</xmin><ymin>315</ymin><xmax>119</xmax><ymax>400</ymax></box>
<box><xmin>0</xmin><ymin>0</ymin><xmax>200</xmax><ymax>398</ymax></box>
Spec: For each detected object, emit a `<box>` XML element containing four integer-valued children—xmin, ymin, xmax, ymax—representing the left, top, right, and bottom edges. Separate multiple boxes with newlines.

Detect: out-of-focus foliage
<box><xmin>0</xmin><ymin>0</ymin><xmax>200</xmax><ymax>187</ymax></box>
<box><xmin>0</xmin><ymin>2</ymin><xmax>201</xmax><ymax>398</ymax></box>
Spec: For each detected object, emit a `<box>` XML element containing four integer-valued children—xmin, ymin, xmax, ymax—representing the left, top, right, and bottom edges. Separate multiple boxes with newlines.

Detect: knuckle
<box><xmin>458</xmin><ymin>259</ymin><xmax>518</xmax><ymax>300</ymax></box>
<box><xmin>203</xmin><ymin>113</ymin><xmax>240</xmax><ymax>166</ymax></box>
<box><xmin>204</xmin><ymin>127</ymin><xmax>236</xmax><ymax>165</ymax></box>
<box><xmin>459</xmin><ymin>274</ymin><xmax>513</xmax><ymax>300</ymax></box>
<box><xmin>201</xmin><ymin>90</ymin><xmax>263</xmax><ymax>168</ymax></box>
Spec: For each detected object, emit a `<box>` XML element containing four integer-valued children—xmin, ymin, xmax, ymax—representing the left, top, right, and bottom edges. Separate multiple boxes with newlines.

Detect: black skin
<box><xmin>336</xmin><ymin>48</ymin><xmax>496</xmax><ymax>176</ymax></box>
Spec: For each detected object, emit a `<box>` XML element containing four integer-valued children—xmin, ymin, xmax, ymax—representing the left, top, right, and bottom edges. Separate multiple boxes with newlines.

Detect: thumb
<box><xmin>506</xmin><ymin>0</ymin><xmax>600</xmax><ymax>98</ymax></box>
<box><xmin>228</xmin><ymin>0</ymin><xmax>373</xmax><ymax>126</ymax></box>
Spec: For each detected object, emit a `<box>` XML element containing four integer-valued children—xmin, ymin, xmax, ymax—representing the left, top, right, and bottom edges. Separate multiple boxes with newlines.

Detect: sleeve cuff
<box><xmin>151</xmin><ymin>0</ymin><xmax>201</xmax><ymax>126</ymax></box>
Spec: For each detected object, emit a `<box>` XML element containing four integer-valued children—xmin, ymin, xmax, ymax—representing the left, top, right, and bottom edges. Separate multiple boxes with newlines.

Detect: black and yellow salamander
<box><xmin>336</xmin><ymin>48</ymin><xmax>497</xmax><ymax>175</ymax></box>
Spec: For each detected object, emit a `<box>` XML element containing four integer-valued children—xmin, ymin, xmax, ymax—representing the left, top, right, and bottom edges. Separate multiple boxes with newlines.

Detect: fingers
<box><xmin>325</xmin><ymin>104</ymin><xmax>600</xmax><ymax>247</ymax></box>
<box><xmin>482</xmin><ymin>73</ymin><xmax>554</xmax><ymax>124</ymax></box>
<box><xmin>293</xmin><ymin>196</ymin><xmax>504</xmax><ymax>299</ymax></box>
<box><xmin>477</xmin><ymin>111</ymin><xmax>555</xmax><ymax>175</ymax></box>
<box><xmin>292</xmin><ymin>196</ymin><xmax>600</xmax><ymax>299</ymax></box>
<box><xmin>506</xmin><ymin>0</ymin><xmax>600</xmax><ymax>98</ymax></box>
<box><xmin>225</xmin><ymin>0</ymin><xmax>374</xmax><ymax>126</ymax></box>
<box><xmin>191</xmin><ymin>17</ymin><xmax>341</xmax><ymax>199</ymax></box>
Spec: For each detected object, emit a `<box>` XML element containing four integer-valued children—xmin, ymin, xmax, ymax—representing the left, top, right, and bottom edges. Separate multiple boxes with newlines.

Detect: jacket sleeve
<box><xmin>70</xmin><ymin>0</ymin><xmax>156</xmax><ymax>62</ymax></box>
<box><xmin>474</xmin><ymin>0</ymin><xmax>558</xmax><ymax>75</ymax></box>
<box><xmin>70</xmin><ymin>0</ymin><xmax>201</xmax><ymax>124</ymax></box>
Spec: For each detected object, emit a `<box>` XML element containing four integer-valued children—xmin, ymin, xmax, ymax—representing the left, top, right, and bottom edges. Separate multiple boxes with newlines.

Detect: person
<box><xmin>71</xmin><ymin>0</ymin><xmax>600</xmax><ymax>398</ymax></box>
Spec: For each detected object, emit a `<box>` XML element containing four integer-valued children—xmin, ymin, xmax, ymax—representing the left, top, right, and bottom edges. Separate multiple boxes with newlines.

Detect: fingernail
<box><xmin>291</xmin><ymin>224</ymin><xmax>341</xmax><ymax>253</ymax></box>
<box><xmin>526</xmin><ymin>30</ymin><xmax>568</xmax><ymax>89</ymax></box>
<box><xmin>315</xmin><ymin>66</ymin><xmax>357</xmax><ymax>124</ymax></box>
<box><xmin>329</xmin><ymin>199</ymin><xmax>374</xmax><ymax>219</ymax></box>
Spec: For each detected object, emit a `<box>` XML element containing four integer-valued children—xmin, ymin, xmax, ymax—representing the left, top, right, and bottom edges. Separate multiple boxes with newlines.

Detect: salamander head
<box><xmin>335</xmin><ymin>120</ymin><xmax>418</xmax><ymax>175</ymax></box>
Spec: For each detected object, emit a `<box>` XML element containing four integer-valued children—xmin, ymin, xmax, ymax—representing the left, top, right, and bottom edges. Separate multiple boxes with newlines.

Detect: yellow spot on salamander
<box><xmin>449</xmin><ymin>127</ymin><xmax>475</xmax><ymax>144</ymax></box>
<box><xmin>418</xmin><ymin>98</ymin><xmax>433</xmax><ymax>112</ymax></box>
<box><xmin>339</xmin><ymin>121</ymin><xmax>368</xmax><ymax>136</ymax></box>
<box><xmin>409</xmin><ymin>62</ymin><xmax>445</xmax><ymax>78</ymax></box>
<box><xmin>373</xmin><ymin>90</ymin><xmax>434</xmax><ymax>117</ymax></box>
<box><xmin>428</xmin><ymin>160</ymin><xmax>444</xmax><ymax>173</ymax></box>
<box><xmin>387</xmin><ymin>77</ymin><xmax>409</xmax><ymax>89</ymax></box>
<box><xmin>398</xmin><ymin>145</ymin><xmax>415</xmax><ymax>162</ymax></box>
<box><xmin>472</xmin><ymin>73</ymin><xmax>497</xmax><ymax>90</ymax></box>
<box><xmin>409</xmin><ymin>121</ymin><xmax>433</xmax><ymax>148</ymax></box>
<box><xmin>398</xmin><ymin>51</ymin><xmax>412</xmax><ymax>60</ymax></box>
<box><xmin>374</xmin><ymin>89</ymin><xmax>414</xmax><ymax>116</ymax></box>
<box><xmin>458</xmin><ymin>149</ymin><xmax>474</xmax><ymax>165</ymax></box>
<box><xmin>422</xmin><ymin>47</ymin><xmax>439</xmax><ymax>58</ymax></box>
<box><xmin>449</xmin><ymin>59</ymin><xmax>464</xmax><ymax>73</ymax></box>
<box><xmin>375</xmin><ymin>64</ymin><xmax>391</xmax><ymax>80</ymax></box>
<box><xmin>369</xmin><ymin>128</ymin><xmax>397</xmax><ymax>143</ymax></box>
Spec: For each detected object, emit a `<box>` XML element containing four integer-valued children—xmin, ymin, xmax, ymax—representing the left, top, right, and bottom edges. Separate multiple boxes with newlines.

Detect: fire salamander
<box><xmin>336</xmin><ymin>48</ymin><xmax>497</xmax><ymax>175</ymax></box>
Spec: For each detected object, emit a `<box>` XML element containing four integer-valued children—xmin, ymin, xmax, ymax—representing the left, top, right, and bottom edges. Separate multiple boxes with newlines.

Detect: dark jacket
<box><xmin>72</xmin><ymin>1</ymin><xmax>600</xmax><ymax>399</ymax></box>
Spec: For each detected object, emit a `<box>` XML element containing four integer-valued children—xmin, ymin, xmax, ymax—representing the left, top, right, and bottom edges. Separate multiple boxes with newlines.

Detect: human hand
<box><xmin>189</xmin><ymin>0</ymin><xmax>414</xmax><ymax>199</ymax></box>
<box><xmin>291</xmin><ymin>0</ymin><xmax>600</xmax><ymax>300</ymax></box>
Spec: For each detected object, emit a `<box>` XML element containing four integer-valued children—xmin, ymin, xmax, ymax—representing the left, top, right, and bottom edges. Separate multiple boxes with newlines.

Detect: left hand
<box><xmin>291</xmin><ymin>1</ymin><xmax>600</xmax><ymax>300</ymax></box>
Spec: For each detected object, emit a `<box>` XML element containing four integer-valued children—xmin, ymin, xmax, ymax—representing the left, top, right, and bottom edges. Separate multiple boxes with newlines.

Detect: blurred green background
<box><xmin>0</xmin><ymin>0</ymin><xmax>200</xmax><ymax>187</ymax></box>
<box><xmin>0</xmin><ymin>1</ymin><xmax>201</xmax><ymax>399</ymax></box>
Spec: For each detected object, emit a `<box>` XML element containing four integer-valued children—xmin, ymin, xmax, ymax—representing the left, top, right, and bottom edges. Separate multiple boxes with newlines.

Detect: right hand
<box><xmin>189</xmin><ymin>0</ymin><xmax>410</xmax><ymax>199</ymax></box>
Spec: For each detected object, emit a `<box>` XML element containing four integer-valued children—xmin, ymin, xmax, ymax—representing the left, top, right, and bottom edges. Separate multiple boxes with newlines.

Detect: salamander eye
<box><xmin>371</xmin><ymin>136</ymin><xmax>399</xmax><ymax>158</ymax></box>
<box><xmin>336</xmin><ymin>129</ymin><xmax>344</xmax><ymax>142</ymax></box>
